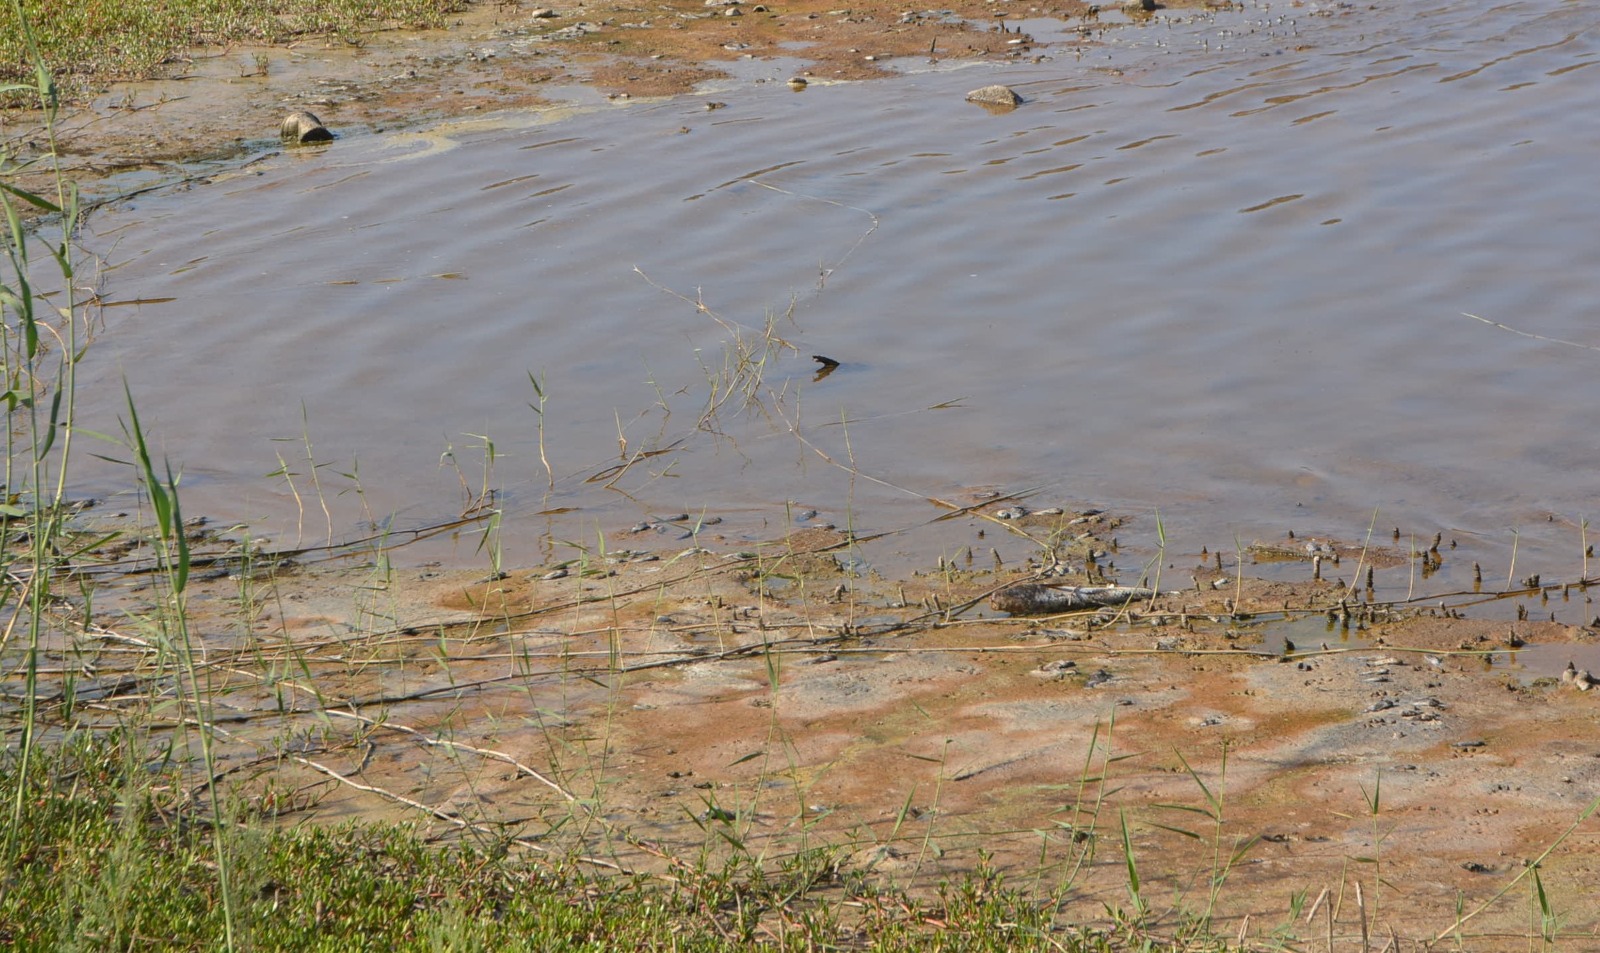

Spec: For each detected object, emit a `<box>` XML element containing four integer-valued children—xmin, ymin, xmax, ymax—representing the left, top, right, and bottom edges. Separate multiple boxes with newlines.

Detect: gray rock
<box><xmin>965</xmin><ymin>84</ymin><xmax>1022</xmax><ymax>107</ymax></box>
<box><xmin>1122</xmin><ymin>0</ymin><xmax>1157</xmax><ymax>10</ymax></box>
<box><xmin>280</xmin><ymin>110</ymin><xmax>333</xmax><ymax>143</ymax></box>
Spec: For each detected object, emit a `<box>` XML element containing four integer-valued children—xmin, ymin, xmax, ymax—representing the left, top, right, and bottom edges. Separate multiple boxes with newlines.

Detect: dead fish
<box><xmin>990</xmin><ymin>583</ymin><xmax>1159</xmax><ymax>615</ymax></box>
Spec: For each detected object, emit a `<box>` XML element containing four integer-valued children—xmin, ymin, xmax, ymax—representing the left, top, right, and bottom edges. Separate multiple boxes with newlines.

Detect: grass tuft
<box><xmin>1</xmin><ymin>1</ymin><xmax>469</xmax><ymax>102</ymax></box>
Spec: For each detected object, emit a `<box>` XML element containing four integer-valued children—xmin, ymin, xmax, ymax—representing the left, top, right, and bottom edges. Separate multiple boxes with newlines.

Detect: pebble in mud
<box><xmin>1031</xmin><ymin>659</ymin><xmax>1077</xmax><ymax>679</ymax></box>
<box><xmin>1560</xmin><ymin>661</ymin><xmax>1597</xmax><ymax>691</ymax></box>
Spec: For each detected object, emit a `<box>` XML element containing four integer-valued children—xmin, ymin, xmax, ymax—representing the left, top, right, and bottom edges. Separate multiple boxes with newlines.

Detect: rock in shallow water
<box><xmin>280</xmin><ymin>110</ymin><xmax>333</xmax><ymax>143</ymax></box>
<box><xmin>965</xmin><ymin>84</ymin><xmax>1022</xmax><ymax>107</ymax></box>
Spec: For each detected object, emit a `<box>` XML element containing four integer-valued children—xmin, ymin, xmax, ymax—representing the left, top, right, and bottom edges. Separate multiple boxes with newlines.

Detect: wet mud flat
<box><xmin>30</xmin><ymin>505</ymin><xmax>1600</xmax><ymax>948</ymax></box>
<box><xmin>0</xmin><ymin>0</ymin><xmax>1133</xmax><ymax>197</ymax></box>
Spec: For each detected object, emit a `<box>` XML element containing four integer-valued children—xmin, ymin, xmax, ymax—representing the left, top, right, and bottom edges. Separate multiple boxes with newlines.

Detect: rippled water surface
<box><xmin>78</xmin><ymin>0</ymin><xmax>1600</xmax><ymax>595</ymax></box>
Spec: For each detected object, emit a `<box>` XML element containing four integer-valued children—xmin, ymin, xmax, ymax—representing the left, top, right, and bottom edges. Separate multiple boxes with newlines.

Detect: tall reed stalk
<box><xmin>2</xmin><ymin>0</ymin><xmax>82</xmax><ymax>845</ymax></box>
<box><xmin>2</xmin><ymin>7</ymin><xmax>238</xmax><ymax>947</ymax></box>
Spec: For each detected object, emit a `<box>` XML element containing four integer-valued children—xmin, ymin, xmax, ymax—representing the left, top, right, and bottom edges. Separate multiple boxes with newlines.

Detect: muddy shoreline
<box><xmin>10</xmin><ymin>2</ymin><xmax>1600</xmax><ymax>944</ymax></box>
<box><xmin>1</xmin><ymin>0</ymin><xmax>1139</xmax><ymax>199</ymax></box>
<box><xmin>56</xmin><ymin>495</ymin><xmax>1600</xmax><ymax>945</ymax></box>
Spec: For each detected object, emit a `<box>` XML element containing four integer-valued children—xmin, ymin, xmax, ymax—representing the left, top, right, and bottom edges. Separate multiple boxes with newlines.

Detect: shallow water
<box><xmin>75</xmin><ymin>0</ymin><xmax>1600</xmax><ymax>609</ymax></box>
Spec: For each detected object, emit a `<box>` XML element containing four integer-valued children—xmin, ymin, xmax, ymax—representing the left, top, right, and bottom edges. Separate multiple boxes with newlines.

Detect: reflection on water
<box><xmin>78</xmin><ymin>0</ymin><xmax>1600</xmax><ymax>609</ymax></box>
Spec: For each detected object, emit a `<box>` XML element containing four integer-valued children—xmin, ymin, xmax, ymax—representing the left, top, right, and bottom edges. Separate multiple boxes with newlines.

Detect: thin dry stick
<box><xmin>1327</xmin><ymin>882</ymin><xmax>1337</xmax><ymax>953</ymax></box>
<box><xmin>1355</xmin><ymin>880</ymin><xmax>1369</xmax><ymax>953</ymax></box>
<box><xmin>775</xmin><ymin>400</ymin><xmax>1051</xmax><ymax>544</ymax></box>
<box><xmin>1461</xmin><ymin>312</ymin><xmax>1600</xmax><ymax>353</ymax></box>
<box><xmin>323</xmin><ymin>708</ymin><xmax>580</xmax><ymax>804</ymax></box>
<box><xmin>1304</xmin><ymin>886</ymin><xmax>1328</xmax><ymax>925</ymax></box>
<box><xmin>186</xmin><ymin>719</ymin><xmax>624</xmax><ymax>866</ymax></box>
<box><xmin>289</xmin><ymin>752</ymin><xmax>634</xmax><ymax>872</ymax></box>
<box><xmin>50</xmin><ymin>511</ymin><xmax>491</xmax><ymax>580</ymax></box>
<box><xmin>748</xmin><ymin>178</ymin><xmax>881</xmax><ymax>285</ymax></box>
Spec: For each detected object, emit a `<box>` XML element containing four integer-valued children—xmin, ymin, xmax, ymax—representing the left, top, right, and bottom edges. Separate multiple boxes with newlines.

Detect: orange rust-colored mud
<box><xmin>73</xmin><ymin>508</ymin><xmax>1600</xmax><ymax>947</ymax></box>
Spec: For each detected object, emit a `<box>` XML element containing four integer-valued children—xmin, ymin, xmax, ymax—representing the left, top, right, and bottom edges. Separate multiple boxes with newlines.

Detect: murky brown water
<box><xmin>77</xmin><ymin>0</ymin><xmax>1600</xmax><ymax>609</ymax></box>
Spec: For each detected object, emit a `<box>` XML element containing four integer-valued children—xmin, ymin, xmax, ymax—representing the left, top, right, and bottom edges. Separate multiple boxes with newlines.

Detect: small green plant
<box><xmin>1111</xmin><ymin>807</ymin><xmax>1150</xmax><ymax>928</ymax></box>
<box><xmin>527</xmin><ymin>369</ymin><xmax>554</xmax><ymax>489</ymax></box>
<box><xmin>1147</xmin><ymin>744</ymin><xmax>1257</xmax><ymax>934</ymax></box>
<box><xmin>2</xmin><ymin>0</ymin><xmax>83</xmax><ymax>859</ymax></box>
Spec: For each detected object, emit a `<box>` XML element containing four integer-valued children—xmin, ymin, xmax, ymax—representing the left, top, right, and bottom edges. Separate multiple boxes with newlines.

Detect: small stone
<box><xmin>280</xmin><ymin>110</ymin><xmax>333</xmax><ymax>143</ymax></box>
<box><xmin>530</xmin><ymin>7</ymin><xmax>557</xmax><ymax>17</ymax></box>
<box><xmin>724</xmin><ymin>6</ymin><xmax>742</xmax><ymax>14</ymax></box>
<box><xmin>787</xmin><ymin>76</ymin><xmax>808</xmax><ymax>89</ymax></box>
<box><xmin>965</xmin><ymin>84</ymin><xmax>1022</xmax><ymax>107</ymax></box>
<box><xmin>542</xmin><ymin>568</ymin><xmax>569</xmax><ymax>580</ymax></box>
<box><xmin>1122</xmin><ymin>0</ymin><xmax>1156</xmax><ymax>10</ymax></box>
<box><xmin>1032</xmin><ymin>659</ymin><xmax>1077</xmax><ymax>678</ymax></box>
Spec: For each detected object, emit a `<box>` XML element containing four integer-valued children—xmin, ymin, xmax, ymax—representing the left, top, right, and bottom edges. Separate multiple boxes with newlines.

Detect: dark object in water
<box><xmin>281</xmin><ymin>110</ymin><xmax>334</xmax><ymax>144</ymax></box>
<box><xmin>990</xmin><ymin>583</ymin><xmax>1158</xmax><ymax>615</ymax></box>
<box><xmin>812</xmin><ymin>354</ymin><xmax>840</xmax><ymax>368</ymax></box>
